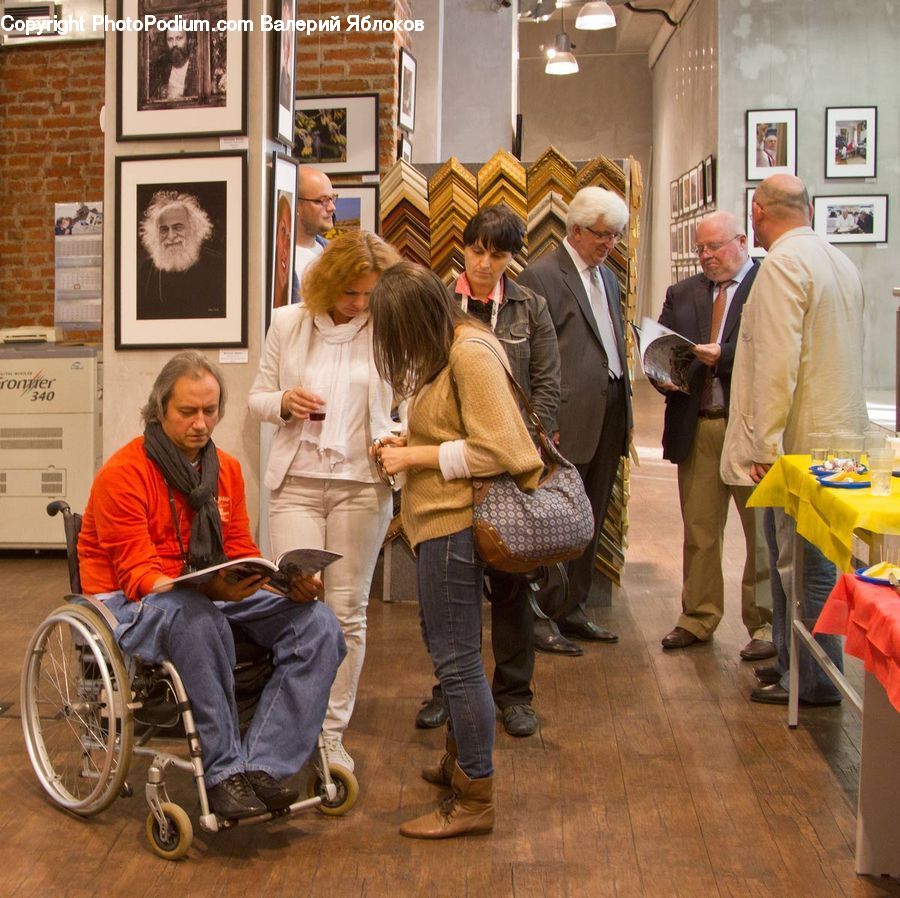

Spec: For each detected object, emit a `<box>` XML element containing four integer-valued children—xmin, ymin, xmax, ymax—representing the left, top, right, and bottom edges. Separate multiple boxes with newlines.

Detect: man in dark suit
<box><xmin>655</xmin><ymin>211</ymin><xmax>773</xmax><ymax>659</ymax></box>
<box><xmin>517</xmin><ymin>186</ymin><xmax>632</xmax><ymax>654</ymax></box>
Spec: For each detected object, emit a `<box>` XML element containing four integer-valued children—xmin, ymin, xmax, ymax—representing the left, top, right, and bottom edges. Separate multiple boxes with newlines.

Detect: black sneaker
<box><xmin>245</xmin><ymin>770</ymin><xmax>299</xmax><ymax>811</ymax></box>
<box><xmin>207</xmin><ymin>773</ymin><xmax>267</xmax><ymax>819</ymax></box>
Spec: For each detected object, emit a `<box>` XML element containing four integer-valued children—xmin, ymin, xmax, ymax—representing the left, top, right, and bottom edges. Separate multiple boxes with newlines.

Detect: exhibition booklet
<box><xmin>170</xmin><ymin>549</ymin><xmax>341</xmax><ymax>595</ymax></box>
<box><xmin>631</xmin><ymin>318</ymin><xmax>696</xmax><ymax>394</ymax></box>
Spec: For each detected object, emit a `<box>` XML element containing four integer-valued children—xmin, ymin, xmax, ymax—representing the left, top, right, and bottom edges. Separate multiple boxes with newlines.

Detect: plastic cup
<box><xmin>307</xmin><ymin>383</ymin><xmax>328</xmax><ymax>421</ymax></box>
<box><xmin>808</xmin><ymin>432</ymin><xmax>829</xmax><ymax>465</ymax></box>
<box><xmin>867</xmin><ymin>448</ymin><xmax>893</xmax><ymax>497</ymax></box>
<box><xmin>833</xmin><ymin>433</ymin><xmax>863</xmax><ymax>467</ymax></box>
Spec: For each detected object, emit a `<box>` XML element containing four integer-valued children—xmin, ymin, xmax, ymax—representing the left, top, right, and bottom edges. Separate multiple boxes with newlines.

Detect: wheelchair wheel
<box><xmin>21</xmin><ymin>603</ymin><xmax>134</xmax><ymax>816</ymax></box>
<box><xmin>146</xmin><ymin>802</ymin><xmax>193</xmax><ymax>861</ymax></box>
<box><xmin>307</xmin><ymin>763</ymin><xmax>358</xmax><ymax>816</ymax></box>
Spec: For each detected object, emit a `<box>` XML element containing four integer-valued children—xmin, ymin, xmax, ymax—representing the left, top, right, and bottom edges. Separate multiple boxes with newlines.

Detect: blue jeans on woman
<box><xmin>416</xmin><ymin>528</ymin><xmax>494</xmax><ymax>779</ymax></box>
<box><xmin>102</xmin><ymin>588</ymin><xmax>345</xmax><ymax>787</ymax></box>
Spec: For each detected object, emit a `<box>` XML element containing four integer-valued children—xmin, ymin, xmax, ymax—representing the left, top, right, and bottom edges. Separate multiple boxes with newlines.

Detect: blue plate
<box><xmin>817</xmin><ymin>476</ymin><xmax>870</xmax><ymax>489</ymax></box>
<box><xmin>854</xmin><ymin>566</ymin><xmax>898</xmax><ymax>586</ymax></box>
<box><xmin>810</xmin><ymin>464</ymin><xmax>867</xmax><ymax>476</ymax></box>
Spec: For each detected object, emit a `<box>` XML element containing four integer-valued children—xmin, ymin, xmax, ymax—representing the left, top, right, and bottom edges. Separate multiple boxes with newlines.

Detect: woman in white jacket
<box><xmin>248</xmin><ymin>231</ymin><xmax>401</xmax><ymax>774</ymax></box>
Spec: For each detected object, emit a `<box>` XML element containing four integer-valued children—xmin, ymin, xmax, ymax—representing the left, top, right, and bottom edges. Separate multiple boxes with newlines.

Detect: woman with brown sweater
<box><xmin>370</xmin><ymin>262</ymin><xmax>543</xmax><ymax>839</ymax></box>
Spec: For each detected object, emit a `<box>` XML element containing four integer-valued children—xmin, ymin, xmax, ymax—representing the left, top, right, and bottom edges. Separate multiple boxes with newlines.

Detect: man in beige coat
<box><xmin>721</xmin><ymin>174</ymin><xmax>868</xmax><ymax>705</ymax></box>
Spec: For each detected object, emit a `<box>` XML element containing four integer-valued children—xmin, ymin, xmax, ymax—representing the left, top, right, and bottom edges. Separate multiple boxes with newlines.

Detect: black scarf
<box><xmin>143</xmin><ymin>421</ymin><xmax>227</xmax><ymax>572</ymax></box>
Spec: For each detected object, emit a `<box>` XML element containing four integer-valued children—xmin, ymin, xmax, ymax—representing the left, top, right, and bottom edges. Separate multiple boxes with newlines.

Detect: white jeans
<box><xmin>269</xmin><ymin>475</ymin><xmax>392</xmax><ymax>737</ymax></box>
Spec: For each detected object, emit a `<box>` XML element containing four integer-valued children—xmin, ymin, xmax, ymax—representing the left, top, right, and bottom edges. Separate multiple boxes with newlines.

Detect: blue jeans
<box><xmin>763</xmin><ymin>509</ymin><xmax>843</xmax><ymax>703</ymax></box>
<box><xmin>416</xmin><ymin>529</ymin><xmax>494</xmax><ymax>779</ymax></box>
<box><xmin>103</xmin><ymin>588</ymin><xmax>345</xmax><ymax>787</ymax></box>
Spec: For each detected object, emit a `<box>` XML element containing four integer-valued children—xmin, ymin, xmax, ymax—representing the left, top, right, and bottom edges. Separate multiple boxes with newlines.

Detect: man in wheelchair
<box><xmin>77</xmin><ymin>351</ymin><xmax>346</xmax><ymax>820</ymax></box>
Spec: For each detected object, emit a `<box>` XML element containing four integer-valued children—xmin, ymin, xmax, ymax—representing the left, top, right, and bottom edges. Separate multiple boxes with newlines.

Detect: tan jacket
<box><xmin>720</xmin><ymin>226</ymin><xmax>867</xmax><ymax>486</ymax></box>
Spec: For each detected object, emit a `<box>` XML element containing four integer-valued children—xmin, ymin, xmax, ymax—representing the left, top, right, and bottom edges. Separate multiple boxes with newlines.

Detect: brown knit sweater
<box><xmin>401</xmin><ymin>325</ymin><xmax>543</xmax><ymax>548</ymax></box>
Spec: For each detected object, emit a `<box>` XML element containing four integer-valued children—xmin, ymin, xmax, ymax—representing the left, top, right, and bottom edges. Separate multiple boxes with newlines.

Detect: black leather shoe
<box><xmin>500</xmin><ymin>704</ymin><xmax>538</xmax><ymax>737</ymax></box>
<box><xmin>415</xmin><ymin>694</ymin><xmax>448</xmax><ymax>729</ymax></box>
<box><xmin>558</xmin><ymin>619</ymin><xmax>619</xmax><ymax>642</ymax></box>
<box><xmin>740</xmin><ymin>638</ymin><xmax>778</xmax><ymax>661</ymax></box>
<box><xmin>207</xmin><ymin>773</ymin><xmax>267</xmax><ymax>819</ymax></box>
<box><xmin>750</xmin><ymin>683</ymin><xmax>842</xmax><ymax>706</ymax></box>
<box><xmin>246</xmin><ymin>770</ymin><xmax>299</xmax><ymax>811</ymax></box>
<box><xmin>534</xmin><ymin>629</ymin><xmax>583</xmax><ymax>655</ymax></box>
<box><xmin>661</xmin><ymin>627</ymin><xmax>701</xmax><ymax>650</ymax></box>
<box><xmin>754</xmin><ymin>665</ymin><xmax>782</xmax><ymax>685</ymax></box>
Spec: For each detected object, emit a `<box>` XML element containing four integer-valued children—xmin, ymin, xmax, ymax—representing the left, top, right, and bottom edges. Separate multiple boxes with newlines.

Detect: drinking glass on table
<box><xmin>833</xmin><ymin>433</ymin><xmax>863</xmax><ymax>468</ymax></box>
<box><xmin>867</xmin><ymin>448</ymin><xmax>893</xmax><ymax>497</ymax></box>
<box><xmin>808</xmin><ymin>432</ymin><xmax>829</xmax><ymax>465</ymax></box>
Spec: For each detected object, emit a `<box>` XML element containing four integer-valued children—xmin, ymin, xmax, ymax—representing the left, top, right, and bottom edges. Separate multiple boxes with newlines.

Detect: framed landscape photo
<box><xmin>115</xmin><ymin>152</ymin><xmax>247</xmax><ymax>349</ymax></box>
<box><xmin>813</xmin><ymin>194</ymin><xmax>888</xmax><ymax>244</ymax></box>
<box><xmin>825</xmin><ymin>106</ymin><xmax>876</xmax><ymax>179</ymax></box>
<box><xmin>745</xmin><ymin>188</ymin><xmax>766</xmax><ymax>258</ymax></box>
<box><xmin>398</xmin><ymin>48</ymin><xmax>417</xmax><ymax>133</ymax></box>
<box><xmin>273</xmin><ymin>0</ymin><xmax>298</xmax><ymax>147</ymax></box>
<box><xmin>117</xmin><ymin>0</ymin><xmax>247</xmax><ymax>140</ymax></box>
<box><xmin>294</xmin><ymin>93</ymin><xmax>379</xmax><ymax>175</ymax></box>
<box><xmin>746</xmin><ymin>109</ymin><xmax>797</xmax><ymax>180</ymax></box>
<box><xmin>326</xmin><ymin>184</ymin><xmax>381</xmax><ymax>238</ymax></box>
<box><xmin>268</xmin><ymin>153</ymin><xmax>298</xmax><ymax>328</ymax></box>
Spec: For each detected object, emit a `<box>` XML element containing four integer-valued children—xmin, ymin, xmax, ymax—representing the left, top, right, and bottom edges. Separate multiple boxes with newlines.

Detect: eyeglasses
<box><xmin>299</xmin><ymin>195</ymin><xmax>338</xmax><ymax>207</ymax></box>
<box><xmin>693</xmin><ymin>234</ymin><xmax>740</xmax><ymax>256</ymax></box>
<box><xmin>584</xmin><ymin>225</ymin><xmax>623</xmax><ymax>243</ymax></box>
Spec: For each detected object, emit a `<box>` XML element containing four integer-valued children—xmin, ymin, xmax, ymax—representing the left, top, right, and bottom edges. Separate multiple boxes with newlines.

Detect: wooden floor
<box><xmin>1</xmin><ymin>379</ymin><xmax>898</xmax><ymax>896</ymax></box>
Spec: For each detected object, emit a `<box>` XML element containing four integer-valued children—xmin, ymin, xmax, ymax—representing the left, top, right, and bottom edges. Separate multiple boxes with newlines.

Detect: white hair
<box><xmin>139</xmin><ymin>190</ymin><xmax>212</xmax><ymax>273</ymax></box>
<box><xmin>566</xmin><ymin>186</ymin><xmax>629</xmax><ymax>234</ymax></box>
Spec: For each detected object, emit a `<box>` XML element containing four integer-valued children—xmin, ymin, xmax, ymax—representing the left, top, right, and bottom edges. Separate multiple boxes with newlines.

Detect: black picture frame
<box><xmin>813</xmin><ymin>194</ymin><xmax>888</xmax><ymax>244</ymax></box>
<box><xmin>746</xmin><ymin>108</ymin><xmax>797</xmax><ymax>181</ymax></box>
<box><xmin>115</xmin><ymin>152</ymin><xmax>247</xmax><ymax>349</ymax></box>
<box><xmin>825</xmin><ymin>106</ymin><xmax>877</xmax><ymax>179</ymax></box>
<box><xmin>273</xmin><ymin>0</ymin><xmax>298</xmax><ymax>147</ymax></box>
<box><xmin>704</xmin><ymin>155</ymin><xmax>715</xmax><ymax>206</ymax></box>
<box><xmin>294</xmin><ymin>93</ymin><xmax>379</xmax><ymax>175</ymax></box>
<box><xmin>327</xmin><ymin>184</ymin><xmax>381</xmax><ymax>238</ymax></box>
<box><xmin>268</xmin><ymin>152</ymin><xmax>298</xmax><ymax>329</ymax></box>
<box><xmin>745</xmin><ymin>187</ymin><xmax>766</xmax><ymax>258</ymax></box>
<box><xmin>117</xmin><ymin>0</ymin><xmax>248</xmax><ymax>141</ymax></box>
<box><xmin>398</xmin><ymin>48</ymin><xmax>417</xmax><ymax>133</ymax></box>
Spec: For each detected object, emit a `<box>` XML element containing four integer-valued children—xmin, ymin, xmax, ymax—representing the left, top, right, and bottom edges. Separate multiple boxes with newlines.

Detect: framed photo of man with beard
<box><xmin>117</xmin><ymin>0</ymin><xmax>248</xmax><ymax>140</ymax></box>
<box><xmin>116</xmin><ymin>152</ymin><xmax>247</xmax><ymax>349</ymax></box>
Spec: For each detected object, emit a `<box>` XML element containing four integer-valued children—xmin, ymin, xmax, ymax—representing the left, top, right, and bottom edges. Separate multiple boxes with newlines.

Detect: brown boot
<box><xmin>421</xmin><ymin>735</ymin><xmax>457</xmax><ymax>787</ymax></box>
<box><xmin>400</xmin><ymin>761</ymin><xmax>494</xmax><ymax>839</ymax></box>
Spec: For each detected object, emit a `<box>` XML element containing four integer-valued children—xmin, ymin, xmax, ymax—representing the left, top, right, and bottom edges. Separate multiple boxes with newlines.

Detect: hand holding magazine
<box><xmin>631</xmin><ymin>318</ymin><xmax>696</xmax><ymax>393</ymax></box>
<box><xmin>170</xmin><ymin>549</ymin><xmax>342</xmax><ymax>596</ymax></box>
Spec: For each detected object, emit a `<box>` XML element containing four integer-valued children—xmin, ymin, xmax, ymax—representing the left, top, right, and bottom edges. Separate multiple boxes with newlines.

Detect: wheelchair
<box><xmin>20</xmin><ymin>501</ymin><xmax>358</xmax><ymax>860</ymax></box>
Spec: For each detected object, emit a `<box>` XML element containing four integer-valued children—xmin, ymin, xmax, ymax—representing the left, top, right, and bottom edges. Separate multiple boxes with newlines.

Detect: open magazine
<box><xmin>631</xmin><ymin>318</ymin><xmax>696</xmax><ymax>394</ymax></box>
<box><xmin>170</xmin><ymin>549</ymin><xmax>342</xmax><ymax>596</ymax></box>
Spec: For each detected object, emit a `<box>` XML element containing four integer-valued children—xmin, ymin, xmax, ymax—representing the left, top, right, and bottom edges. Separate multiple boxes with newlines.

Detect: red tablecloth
<box><xmin>815</xmin><ymin>573</ymin><xmax>900</xmax><ymax>712</ymax></box>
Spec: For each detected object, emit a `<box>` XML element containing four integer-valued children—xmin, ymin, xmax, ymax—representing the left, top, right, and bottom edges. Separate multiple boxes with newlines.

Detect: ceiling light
<box><xmin>545</xmin><ymin>31</ymin><xmax>579</xmax><ymax>74</ymax></box>
<box><xmin>576</xmin><ymin>1</ymin><xmax>616</xmax><ymax>29</ymax></box>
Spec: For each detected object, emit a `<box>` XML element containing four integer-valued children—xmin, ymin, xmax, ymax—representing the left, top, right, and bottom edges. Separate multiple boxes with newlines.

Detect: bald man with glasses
<box><xmin>292</xmin><ymin>167</ymin><xmax>336</xmax><ymax>302</ymax></box>
<box><xmin>653</xmin><ymin>211</ymin><xmax>773</xmax><ymax>660</ymax></box>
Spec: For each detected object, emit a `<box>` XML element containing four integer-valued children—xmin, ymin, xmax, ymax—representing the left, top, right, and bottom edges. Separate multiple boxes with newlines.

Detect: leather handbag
<box><xmin>465</xmin><ymin>339</ymin><xmax>594</xmax><ymax>574</ymax></box>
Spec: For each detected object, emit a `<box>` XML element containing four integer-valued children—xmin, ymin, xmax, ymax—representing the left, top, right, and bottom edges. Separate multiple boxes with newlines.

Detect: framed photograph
<box><xmin>115</xmin><ymin>152</ymin><xmax>247</xmax><ymax>350</ymax></box>
<box><xmin>326</xmin><ymin>184</ymin><xmax>381</xmax><ymax>238</ymax></box>
<box><xmin>294</xmin><ymin>93</ymin><xmax>379</xmax><ymax>175</ymax></box>
<box><xmin>680</xmin><ymin>173</ymin><xmax>690</xmax><ymax>216</ymax></box>
<box><xmin>671</xmin><ymin>265</ymin><xmax>678</xmax><ymax>283</ymax></box>
<box><xmin>398</xmin><ymin>48</ymin><xmax>417</xmax><ymax>133</ymax></box>
<box><xmin>670</xmin><ymin>179</ymin><xmax>679</xmax><ymax>219</ymax></box>
<box><xmin>274</xmin><ymin>0</ymin><xmax>297</xmax><ymax>146</ymax></box>
<box><xmin>269</xmin><ymin>153</ymin><xmax>298</xmax><ymax>329</ymax></box>
<box><xmin>704</xmin><ymin>155</ymin><xmax>715</xmax><ymax>206</ymax></box>
<box><xmin>688</xmin><ymin>217</ymin><xmax>698</xmax><ymax>254</ymax></box>
<box><xmin>688</xmin><ymin>167</ymin><xmax>699</xmax><ymax>211</ymax></box>
<box><xmin>679</xmin><ymin>220</ymin><xmax>690</xmax><ymax>260</ymax></box>
<box><xmin>813</xmin><ymin>194</ymin><xmax>888</xmax><ymax>244</ymax></box>
<box><xmin>398</xmin><ymin>134</ymin><xmax>413</xmax><ymax>163</ymax></box>
<box><xmin>745</xmin><ymin>187</ymin><xmax>766</xmax><ymax>258</ymax></box>
<box><xmin>746</xmin><ymin>109</ymin><xmax>797</xmax><ymax>180</ymax></box>
<box><xmin>825</xmin><ymin>106</ymin><xmax>876</xmax><ymax>179</ymax></box>
<box><xmin>669</xmin><ymin>223</ymin><xmax>677</xmax><ymax>259</ymax></box>
<box><xmin>117</xmin><ymin>0</ymin><xmax>247</xmax><ymax>141</ymax></box>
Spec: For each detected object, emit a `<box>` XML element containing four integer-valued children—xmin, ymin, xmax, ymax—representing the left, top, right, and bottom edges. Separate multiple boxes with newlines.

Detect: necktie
<box><xmin>701</xmin><ymin>280</ymin><xmax>732</xmax><ymax>407</ymax></box>
<box><xmin>588</xmin><ymin>267</ymin><xmax>623</xmax><ymax>379</ymax></box>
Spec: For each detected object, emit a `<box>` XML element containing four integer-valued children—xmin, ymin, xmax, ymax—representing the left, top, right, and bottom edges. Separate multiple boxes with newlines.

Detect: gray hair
<box><xmin>566</xmin><ymin>186</ymin><xmax>629</xmax><ymax>234</ymax></box>
<box><xmin>140</xmin><ymin>351</ymin><xmax>226</xmax><ymax>425</ymax></box>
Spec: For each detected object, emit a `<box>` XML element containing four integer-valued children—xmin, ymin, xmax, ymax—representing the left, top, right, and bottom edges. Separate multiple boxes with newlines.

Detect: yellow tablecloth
<box><xmin>748</xmin><ymin>455</ymin><xmax>900</xmax><ymax>572</ymax></box>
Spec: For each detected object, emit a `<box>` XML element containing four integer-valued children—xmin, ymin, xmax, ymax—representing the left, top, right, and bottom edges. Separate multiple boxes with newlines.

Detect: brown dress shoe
<box><xmin>421</xmin><ymin>736</ymin><xmax>457</xmax><ymax>787</ymax></box>
<box><xmin>740</xmin><ymin>638</ymin><xmax>777</xmax><ymax>661</ymax></box>
<box><xmin>661</xmin><ymin>626</ymin><xmax>701</xmax><ymax>650</ymax></box>
<box><xmin>401</xmin><ymin>761</ymin><xmax>494</xmax><ymax>839</ymax></box>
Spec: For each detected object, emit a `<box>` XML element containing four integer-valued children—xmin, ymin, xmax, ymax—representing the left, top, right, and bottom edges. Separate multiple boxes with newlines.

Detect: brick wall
<box><xmin>0</xmin><ymin>42</ymin><xmax>105</xmax><ymax>335</ymax></box>
<box><xmin>296</xmin><ymin>1</ymin><xmax>412</xmax><ymax>172</ymax></box>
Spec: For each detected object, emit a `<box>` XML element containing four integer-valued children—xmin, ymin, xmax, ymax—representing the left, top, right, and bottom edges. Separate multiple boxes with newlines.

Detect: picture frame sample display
<box><xmin>813</xmin><ymin>195</ymin><xmax>888</xmax><ymax>244</ymax></box>
<box><xmin>274</xmin><ymin>0</ymin><xmax>298</xmax><ymax>147</ymax></box>
<box><xmin>746</xmin><ymin>108</ymin><xmax>797</xmax><ymax>181</ymax></box>
<box><xmin>326</xmin><ymin>184</ymin><xmax>381</xmax><ymax>238</ymax></box>
<box><xmin>269</xmin><ymin>152</ymin><xmax>298</xmax><ymax>326</ymax></box>
<box><xmin>294</xmin><ymin>93</ymin><xmax>379</xmax><ymax>175</ymax></box>
<box><xmin>745</xmin><ymin>188</ymin><xmax>766</xmax><ymax>258</ymax></box>
<box><xmin>397</xmin><ymin>48</ymin><xmax>417</xmax><ymax>133</ymax></box>
<box><xmin>116</xmin><ymin>152</ymin><xmax>247</xmax><ymax>349</ymax></box>
<box><xmin>825</xmin><ymin>106</ymin><xmax>876</xmax><ymax>179</ymax></box>
<box><xmin>117</xmin><ymin>0</ymin><xmax>247</xmax><ymax>140</ymax></box>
